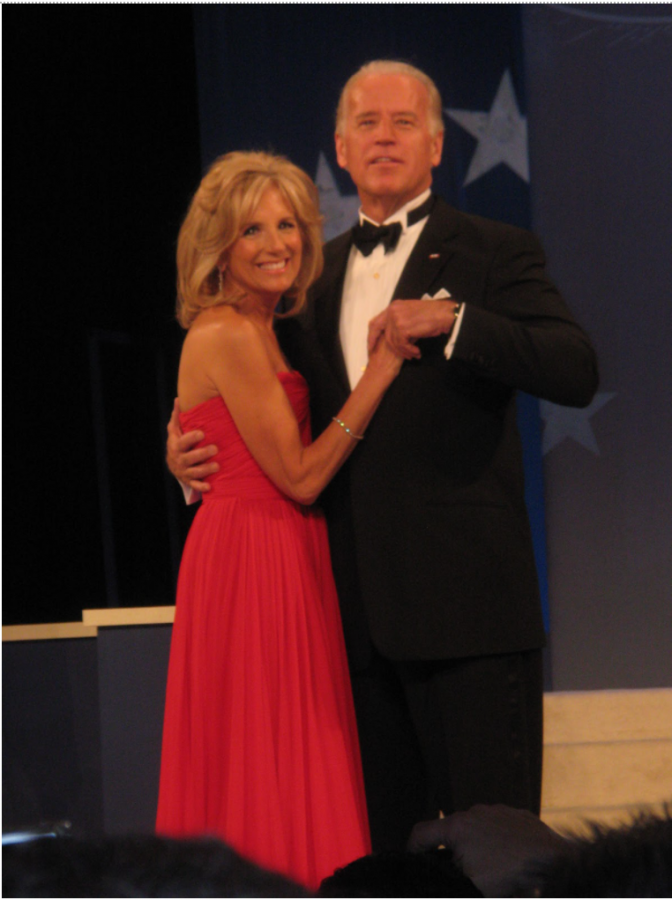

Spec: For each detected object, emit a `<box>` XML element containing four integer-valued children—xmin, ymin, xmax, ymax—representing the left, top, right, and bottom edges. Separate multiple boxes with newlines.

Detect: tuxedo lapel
<box><xmin>392</xmin><ymin>198</ymin><xmax>460</xmax><ymax>301</ymax></box>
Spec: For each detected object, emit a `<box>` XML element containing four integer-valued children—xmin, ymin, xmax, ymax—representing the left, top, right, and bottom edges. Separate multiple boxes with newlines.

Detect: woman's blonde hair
<box><xmin>176</xmin><ymin>151</ymin><xmax>323</xmax><ymax>328</ymax></box>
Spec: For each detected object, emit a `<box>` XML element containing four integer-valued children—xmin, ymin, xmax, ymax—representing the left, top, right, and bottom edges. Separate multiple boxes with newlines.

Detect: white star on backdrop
<box><xmin>314</xmin><ymin>153</ymin><xmax>360</xmax><ymax>240</ymax></box>
<box><xmin>540</xmin><ymin>392</ymin><xmax>617</xmax><ymax>455</ymax></box>
<box><xmin>446</xmin><ymin>69</ymin><xmax>529</xmax><ymax>186</ymax></box>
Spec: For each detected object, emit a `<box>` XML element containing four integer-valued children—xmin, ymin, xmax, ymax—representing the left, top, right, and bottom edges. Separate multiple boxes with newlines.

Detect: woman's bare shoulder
<box><xmin>184</xmin><ymin>306</ymin><xmax>261</xmax><ymax>356</ymax></box>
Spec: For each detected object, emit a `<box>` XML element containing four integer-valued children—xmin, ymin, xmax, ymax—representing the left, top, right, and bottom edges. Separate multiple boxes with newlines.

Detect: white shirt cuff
<box><xmin>444</xmin><ymin>303</ymin><xmax>465</xmax><ymax>360</ymax></box>
<box><xmin>181</xmin><ymin>481</ymin><xmax>201</xmax><ymax>506</ymax></box>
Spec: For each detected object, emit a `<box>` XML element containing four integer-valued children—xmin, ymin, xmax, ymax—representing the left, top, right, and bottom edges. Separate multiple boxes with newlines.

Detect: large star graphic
<box><xmin>446</xmin><ymin>69</ymin><xmax>529</xmax><ymax>186</ymax></box>
<box><xmin>540</xmin><ymin>392</ymin><xmax>617</xmax><ymax>455</ymax></box>
<box><xmin>314</xmin><ymin>153</ymin><xmax>360</xmax><ymax>240</ymax></box>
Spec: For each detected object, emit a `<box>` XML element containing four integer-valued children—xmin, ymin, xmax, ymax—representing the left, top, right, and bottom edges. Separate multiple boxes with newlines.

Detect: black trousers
<box><xmin>349</xmin><ymin>646</ymin><xmax>543</xmax><ymax>852</ymax></box>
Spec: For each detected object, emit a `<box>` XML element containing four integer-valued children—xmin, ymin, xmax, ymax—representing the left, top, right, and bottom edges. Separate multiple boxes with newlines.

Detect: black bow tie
<box><xmin>351</xmin><ymin>220</ymin><xmax>402</xmax><ymax>257</ymax></box>
<box><xmin>351</xmin><ymin>195</ymin><xmax>435</xmax><ymax>257</ymax></box>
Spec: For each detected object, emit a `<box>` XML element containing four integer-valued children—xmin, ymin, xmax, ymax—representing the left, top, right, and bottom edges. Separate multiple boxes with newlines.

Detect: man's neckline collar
<box><xmin>359</xmin><ymin>189</ymin><xmax>432</xmax><ymax>229</ymax></box>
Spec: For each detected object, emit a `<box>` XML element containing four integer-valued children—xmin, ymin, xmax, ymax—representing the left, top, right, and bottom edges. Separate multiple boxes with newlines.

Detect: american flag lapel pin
<box><xmin>428</xmin><ymin>253</ymin><xmax>440</xmax><ymax>259</ymax></box>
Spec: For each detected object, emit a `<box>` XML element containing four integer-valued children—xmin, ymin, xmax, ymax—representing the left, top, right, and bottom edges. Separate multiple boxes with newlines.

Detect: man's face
<box><xmin>335</xmin><ymin>72</ymin><xmax>444</xmax><ymax>218</ymax></box>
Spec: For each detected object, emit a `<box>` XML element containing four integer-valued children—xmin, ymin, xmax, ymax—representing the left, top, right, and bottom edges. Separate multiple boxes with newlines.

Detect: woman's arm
<box><xmin>181</xmin><ymin>313</ymin><xmax>401</xmax><ymax>505</ymax></box>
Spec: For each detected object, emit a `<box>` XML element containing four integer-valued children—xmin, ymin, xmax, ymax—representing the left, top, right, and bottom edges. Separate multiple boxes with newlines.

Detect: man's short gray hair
<box><xmin>335</xmin><ymin>60</ymin><xmax>444</xmax><ymax>137</ymax></box>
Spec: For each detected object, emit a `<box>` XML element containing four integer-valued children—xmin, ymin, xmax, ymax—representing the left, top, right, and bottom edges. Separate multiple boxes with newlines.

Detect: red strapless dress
<box><xmin>156</xmin><ymin>371</ymin><xmax>370</xmax><ymax>889</ymax></box>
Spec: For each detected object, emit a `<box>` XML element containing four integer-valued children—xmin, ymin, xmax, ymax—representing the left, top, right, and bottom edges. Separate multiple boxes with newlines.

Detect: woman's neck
<box><xmin>237</xmin><ymin>292</ymin><xmax>279</xmax><ymax>330</ymax></box>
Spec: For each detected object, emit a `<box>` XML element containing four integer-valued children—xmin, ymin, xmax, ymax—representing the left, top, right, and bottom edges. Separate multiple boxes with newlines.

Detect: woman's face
<box><xmin>222</xmin><ymin>185</ymin><xmax>303</xmax><ymax>304</ymax></box>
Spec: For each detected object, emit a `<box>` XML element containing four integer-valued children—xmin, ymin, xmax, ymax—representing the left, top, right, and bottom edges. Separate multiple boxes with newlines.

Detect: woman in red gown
<box><xmin>156</xmin><ymin>152</ymin><xmax>402</xmax><ymax>890</ymax></box>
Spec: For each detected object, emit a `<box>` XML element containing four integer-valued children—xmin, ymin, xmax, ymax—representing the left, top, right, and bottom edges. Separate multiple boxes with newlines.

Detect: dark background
<box><xmin>4</xmin><ymin>6</ymin><xmax>201</xmax><ymax>623</ymax></box>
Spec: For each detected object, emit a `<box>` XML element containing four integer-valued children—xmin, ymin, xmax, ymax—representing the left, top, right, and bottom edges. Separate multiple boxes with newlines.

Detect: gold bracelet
<box><xmin>332</xmin><ymin>417</ymin><xmax>365</xmax><ymax>441</ymax></box>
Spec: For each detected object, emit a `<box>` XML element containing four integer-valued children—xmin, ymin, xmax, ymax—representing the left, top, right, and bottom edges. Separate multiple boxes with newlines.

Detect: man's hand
<box><xmin>367</xmin><ymin>299</ymin><xmax>459</xmax><ymax>360</ymax></box>
<box><xmin>408</xmin><ymin>804</ymin><xmax>569</xmax><ymax>897</ymax></box>
<box><xmin>166</xmin><ymin>398</ymin><xmax>219</xmax><ymax>492</ymax></box>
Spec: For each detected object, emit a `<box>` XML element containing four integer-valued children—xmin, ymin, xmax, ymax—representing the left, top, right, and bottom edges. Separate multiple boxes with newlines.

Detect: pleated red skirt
<box><xmin>156</xmin><ymin>373</ymin><xmax>370</xmax><ymax>889</ymax></box>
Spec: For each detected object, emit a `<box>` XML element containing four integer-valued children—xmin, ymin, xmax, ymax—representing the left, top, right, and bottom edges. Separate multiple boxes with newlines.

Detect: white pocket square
<box><xmin>421</xmin><ymin>288</ymin><xmax>451</xmax><ymax>300</ymax></box>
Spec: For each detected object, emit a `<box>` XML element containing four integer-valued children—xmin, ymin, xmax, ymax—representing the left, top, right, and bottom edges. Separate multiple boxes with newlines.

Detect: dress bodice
<box><xmin>179</xmin><ymin>371</ymin><xmax>310</xmax><ymax>501</ymax></box>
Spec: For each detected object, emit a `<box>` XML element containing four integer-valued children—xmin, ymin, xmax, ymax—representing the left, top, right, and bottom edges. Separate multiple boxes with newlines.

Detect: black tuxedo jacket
<box><xmin>279</xmin><ymin>197</ymin><xmax>598</xmax><ymax>670</ymax></box>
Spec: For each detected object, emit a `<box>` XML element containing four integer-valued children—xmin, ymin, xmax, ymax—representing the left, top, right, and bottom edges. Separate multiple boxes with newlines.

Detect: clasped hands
<box><xmin>368</xmin><ymin>298</ymin><xmax>459</xmax><ymax>360</ymax></box>
<box><xmin>167</xmin><ymin>299</ymin><xmax>459</xmax><ymax>492</ymax></box>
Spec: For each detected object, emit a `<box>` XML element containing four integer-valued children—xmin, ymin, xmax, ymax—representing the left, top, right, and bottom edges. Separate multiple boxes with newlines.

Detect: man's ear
<box><xmin>335</xmin><ymin>132</ymin><xmax>348</xmax><ymax>171</ymax></box>
<box><xmin>431</xmin><ymin>130</ymin><xmax>445</xmax><ymax>169</ymax></box>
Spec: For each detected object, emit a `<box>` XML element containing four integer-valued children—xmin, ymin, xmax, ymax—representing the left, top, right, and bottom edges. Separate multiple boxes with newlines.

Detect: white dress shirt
<box><xmin>340</xmin><ymin>190</ymin><xmax>463</xmax><ymax>388</ymax></box>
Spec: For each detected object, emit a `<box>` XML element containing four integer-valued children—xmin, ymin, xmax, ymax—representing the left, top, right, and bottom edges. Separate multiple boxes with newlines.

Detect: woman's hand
<box><xmin>366</xmin><ymin>322</ymin><xmax>405</xmax><ymax>381</ymax></box>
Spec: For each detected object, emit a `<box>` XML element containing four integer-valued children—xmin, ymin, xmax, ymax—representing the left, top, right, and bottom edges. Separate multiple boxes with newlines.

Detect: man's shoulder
<box><xmin>315</xmin><ymin>196</ymin><xmax>539</xmax><ymax>282</ymax></box>
<box><xmin>430</xmin><ymin>196</ymin><xmax>535</xmax><ymax>246</ymax></box>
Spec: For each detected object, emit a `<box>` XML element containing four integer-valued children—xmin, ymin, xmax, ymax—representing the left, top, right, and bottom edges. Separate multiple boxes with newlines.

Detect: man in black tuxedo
<box><xmin>168</xmin><ymin>61</ymin><xmax>598</xmax><ymax>852</ymax></box>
